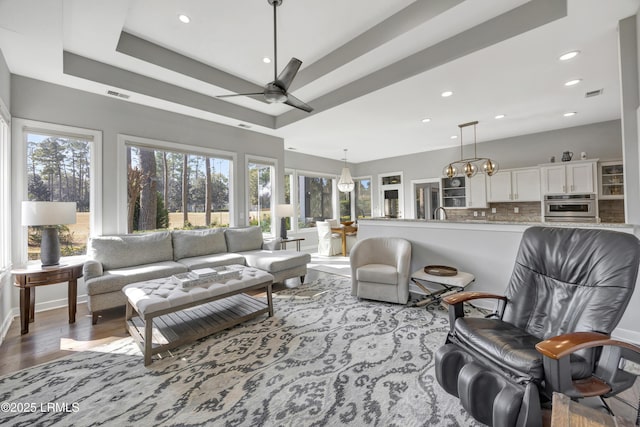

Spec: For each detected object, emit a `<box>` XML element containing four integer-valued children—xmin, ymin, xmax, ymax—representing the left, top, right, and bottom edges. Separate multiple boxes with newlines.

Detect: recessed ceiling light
<box><xmin>450</xmin><ymin>135</ymin><xmax>458</xmax><ymax>139</ymax></box>
<box><xmin>563</xmin><ymin>112</ymin><xmax>577</xmax><ymax>117</ymax></box>
<box><xmin>559</xmin><ymin>50</ymin><xmax>579</xmax><ymax>61</ymax></box>
<box><xmin>441</xmin><ymin>91</ymin><xmax>453</xmax><ymax>97</ymax></box>
<box><xmin>564</xmin><ymin>79</ymin><xmax>582</xmax><ymax>87</ymax></box>
<box><xmin>263</xmin><ymin>57</ymin><xmax>272</xmax><ymax>64</ymax></box>
<box><xmin>421</xmin><ymin>118</ymin><xmax>431</xmax><ymax>123</ymax></box>
<box><xmin>178</xmin><ymin>14</ymin><xmax>191</xmax><ymax>24</ymax></box>
<box><xmin>494</xmin><ymin>114</ymin><xmax>505</xmax><ymax>119</ymax></box>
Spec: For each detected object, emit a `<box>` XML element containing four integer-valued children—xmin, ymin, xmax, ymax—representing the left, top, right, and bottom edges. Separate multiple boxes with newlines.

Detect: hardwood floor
<box><xmin>0</xmin><ymin>303</ymin><xmax>128</xmax><ymax>376</ymax></box>
<box><xmin>0</xmin><ymin>273</ymin><xmax>316</xmax><ymax>376</ymax></box>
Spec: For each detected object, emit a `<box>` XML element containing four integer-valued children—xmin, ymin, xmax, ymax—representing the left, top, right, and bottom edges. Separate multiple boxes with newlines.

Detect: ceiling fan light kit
<box><xmin>443</xmin><ymin>121</ymin><xmax>499</xmax><ymax>179</ymax></box>
<box><xmin>216</xmin><ymin>0</ymin><xmax>313</xmax><ymax>113</ymax></box>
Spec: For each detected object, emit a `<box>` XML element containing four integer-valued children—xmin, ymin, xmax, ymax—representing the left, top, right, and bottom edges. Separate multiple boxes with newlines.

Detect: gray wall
<box><xmin>0</xmin><ymin>48</ymin><xmax>9</xmax><ymax>110</ymax></box>
<box><xmin>10</xmin><ymin>76</ymin><xmax>285</xmax><ymax>235</ymax></box>
<box><xmin>285</xmin><ymin>150</ymin><xmax>347</xmax><ymax>176</ymax></box>
<box><xmin>354</xmin><ymin>120</ymin><xmax>623</xmax><ymax>218</ymax></box>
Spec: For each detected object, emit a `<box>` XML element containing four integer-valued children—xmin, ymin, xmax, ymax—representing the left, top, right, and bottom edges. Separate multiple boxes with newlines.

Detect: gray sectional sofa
<box><xmin>83</xmin><ymin>226</ymin><xmax>310</xmax><ymax>324</ymax></box>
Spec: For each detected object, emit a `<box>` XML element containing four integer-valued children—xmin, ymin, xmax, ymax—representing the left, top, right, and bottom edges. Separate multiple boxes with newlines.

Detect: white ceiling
<box><xmin>0</xmin><ymin>0</ymin><xmax>638</xmax><ymax>163</ymax></box>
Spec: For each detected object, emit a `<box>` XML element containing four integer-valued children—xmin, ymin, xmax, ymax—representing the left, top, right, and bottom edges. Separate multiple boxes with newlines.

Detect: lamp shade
<box><xmin>338</xmin><ymin>167</ymin><xmax>355</xmax><ymax>192</ymax></box>
<box><xmin>22</xmin><ymin>201</ymin><xmax>77</xmax><ymax>226</ymax></box>
<box><xmin>275</xmin><ymin>204</ymin><xmax>294</xmax><ymax>217</ymax></box>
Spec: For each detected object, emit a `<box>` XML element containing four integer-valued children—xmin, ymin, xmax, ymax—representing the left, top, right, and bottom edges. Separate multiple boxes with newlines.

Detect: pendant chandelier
<box><xmin>442</xmin><ymin>120</ymin><xmax>499</xmax><ymax>178</ymax></box>
<box><xmin>337</xmin><ymin>148</ymin><xmax>355</xmax><ymax>192</ymax></box>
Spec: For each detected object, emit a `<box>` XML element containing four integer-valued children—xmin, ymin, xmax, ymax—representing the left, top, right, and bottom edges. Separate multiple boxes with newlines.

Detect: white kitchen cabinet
<box><xmin>540</xmin><ymin>160</ymin><xmax>597</xmax><ymax>195</ymax></box>
<box><xmin>466</xmin><ymin>174</ymin><xmax>487</xmax><ymax>208</ymax></box>
<box><xmin>598</xmin><ymin>161</ymin><xmax>624</xmax><ymax>199</ymax></box>
<box><xmin>441</xmin><ymin>175</ymin><xmax>487</xmax><ymax>208</ymax></box>
<box><xmin>487</xmin><ymin>168</ymin><xmax>540</xmax><ymax>202</ymax></box>
<box><xmin>512</xmin><ymin>168</ymin><xmax>541</xmax><ymax>201</ymax></box>
<box><xmin>486</xmin><ymin>171</ymin><xmax>512</xmax><ymax>202</ymax></box>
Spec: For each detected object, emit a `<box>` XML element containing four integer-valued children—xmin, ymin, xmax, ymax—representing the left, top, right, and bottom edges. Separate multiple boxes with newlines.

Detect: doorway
<box><xmin>412</xmin><ymin>179</ymin><xmax>441</xmax><ymax>220</ymax></box>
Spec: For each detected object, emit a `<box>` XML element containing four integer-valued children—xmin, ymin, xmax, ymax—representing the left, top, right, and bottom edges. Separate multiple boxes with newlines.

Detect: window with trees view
<box><xmin>340</xmin><ymin>191</ymin><xmax>351</xmax><ymax>221</ymax></box>
<box><xmin>355</xmin><ymin>178</ymin><xmax>372</xmax><ymax>219</ymax></box>
<box><xmin>127</xmin><ymin>145</ymin><xmax>231</xmax><ymax>232</ymax></box>
<box><xmin>298</xmin><ymin>174</ymin><xmax>334</xmax><ymax>228</ymax></box>
<box><xmin>248</xmin><ymin>161</ymin><xmax>274</xmax><ymax>235</ymax></box>
<box><xmin>26</xmin><ymin>131</ymin><xmax>93</xmax><ymax>260</ymax></box>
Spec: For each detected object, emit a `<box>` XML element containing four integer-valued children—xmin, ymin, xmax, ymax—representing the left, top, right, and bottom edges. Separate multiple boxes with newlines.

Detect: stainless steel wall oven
<box><xmin>543</xmin><ymin>194</ymin><xmax>597</xmax><ymax>222</ymax></box>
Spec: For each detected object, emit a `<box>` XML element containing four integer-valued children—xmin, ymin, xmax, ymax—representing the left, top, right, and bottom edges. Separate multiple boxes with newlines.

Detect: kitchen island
<box><xmin>357</xmin><ymin>218</ymin><xmax>640</xmax><ymax>343</ymax></box>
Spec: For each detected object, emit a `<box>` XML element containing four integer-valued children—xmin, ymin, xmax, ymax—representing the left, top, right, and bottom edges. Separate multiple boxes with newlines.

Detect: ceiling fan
<box><xmin>216</xmin><ymin>0</ymin><xmax>313</xmax><ymax>113</ymax></box>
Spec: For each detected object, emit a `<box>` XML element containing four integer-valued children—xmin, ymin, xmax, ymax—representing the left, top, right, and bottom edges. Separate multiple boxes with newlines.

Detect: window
<box><xmin>298</xmin><ymin>174</ymin><xmax>334</xmax><ymax>228</ymax></box>
<box><xmin>0</xmin><ymin>112</ymin><xmax>9</xmax><ymax>270</ymax></box>
<box><xmin>339</xmin><ymin>191</ymin><xmax>351</xmax><ymax>221</ymax></box>
<box><xmin>247</xmin><ymin>160</ymin><xmax>275</xmax><ymax>235</ymax></box>
<box><xmin>18</xmin><ymin>121</ymin><xmax>102</xmax><ymax>262</ymax></box>
<box><xmin>355</xmin><ymin>178</ymin><xmax>372</xmax><ymax>219</ymax></box>
<box><xmin>284</xmin><ymin>171</ymin><xmax>293</xmax><ymax>232</ymax></box>
<box><xmin>126</xmin><ymin>143</ymin><xmax>231</xmax><ymax>232</ymax></box>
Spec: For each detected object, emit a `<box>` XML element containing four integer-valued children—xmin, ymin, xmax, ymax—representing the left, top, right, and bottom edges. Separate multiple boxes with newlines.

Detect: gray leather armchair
<box><xmin>435</xmin><ymin>226</ymin><xmax>640</xmax><ymax>427</ymax></box>
<box><xmin>350</xmin><ymin>237</ymin><xmax>411</xmax><ymax>304</ymax></box>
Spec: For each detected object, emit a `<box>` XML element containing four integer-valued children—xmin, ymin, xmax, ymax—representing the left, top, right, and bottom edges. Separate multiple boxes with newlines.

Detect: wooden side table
<box><xmin>12</xmin><ymin>261</ymin><xmax>84</xmax><ymax>335</ymax></box>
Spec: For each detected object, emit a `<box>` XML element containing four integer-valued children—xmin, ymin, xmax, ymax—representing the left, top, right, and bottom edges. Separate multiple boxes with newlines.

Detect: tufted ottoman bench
<box><xmin>123</xmin><ymin>265</ymin><xmax>274</xmax><ymax>365</ymax></box>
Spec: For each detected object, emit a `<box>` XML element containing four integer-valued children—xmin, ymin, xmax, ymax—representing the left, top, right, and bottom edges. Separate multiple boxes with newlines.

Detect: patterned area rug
<box><xmin>0</xmin><ymin>274</ymin><xmax>481</xmax><ymax>426</ymax></box>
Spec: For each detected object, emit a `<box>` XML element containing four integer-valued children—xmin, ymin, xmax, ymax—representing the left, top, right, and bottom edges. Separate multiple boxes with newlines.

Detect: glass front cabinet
<box><xmin>598</xmin><ymin>161</ymin><xmax>624</xmax><ymax>199</ymax></box>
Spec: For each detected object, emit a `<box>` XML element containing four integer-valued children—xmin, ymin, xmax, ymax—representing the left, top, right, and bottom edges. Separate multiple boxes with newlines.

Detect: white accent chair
<box><xmin>350</xmin><ymin>237</ymin><xmax>412</xmax><ymax>304</ymax></box>
<box><xmin>316</xmin><ymin>221</ymin><xmax>343</xmax><ymax>256</ymax></box>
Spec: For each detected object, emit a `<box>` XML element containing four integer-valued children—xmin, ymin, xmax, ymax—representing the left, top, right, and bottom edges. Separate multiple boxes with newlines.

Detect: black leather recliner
<box><xmin>435</xmin><ymin>226</ymin><xmax>640</xmax><ymax>427</ymax></box>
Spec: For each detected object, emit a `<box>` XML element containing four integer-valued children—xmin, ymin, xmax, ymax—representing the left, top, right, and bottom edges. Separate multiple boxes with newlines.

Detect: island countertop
<box><xmin>361</xmin><ymin>217</ymin><xmax>632</xmax><ymax>229</ymax></box>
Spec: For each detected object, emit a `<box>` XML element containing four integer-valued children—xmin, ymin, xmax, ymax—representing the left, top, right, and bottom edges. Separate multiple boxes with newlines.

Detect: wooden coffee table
<box><xmin>123</xmin><ymin>265</ymin><xmax>274</xmax><ymax>365</ymax></box>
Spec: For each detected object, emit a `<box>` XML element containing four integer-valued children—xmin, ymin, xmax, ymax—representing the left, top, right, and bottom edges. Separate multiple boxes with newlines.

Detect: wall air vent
<box><xmin>585</xmin><ymin>89</ymin><xmax>603</xmax><ymax>98</ymax></box>
<box><xmin>106</xmin><ymin>90</ymin><xmax>130</xmax><ymax>99</ymax></box>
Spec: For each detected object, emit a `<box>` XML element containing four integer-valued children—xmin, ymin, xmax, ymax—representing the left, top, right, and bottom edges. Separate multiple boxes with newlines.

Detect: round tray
<box><xmin>424</xmin><ymin>265</ymin><xmax>458</xmax><ymax>276</ymax></box>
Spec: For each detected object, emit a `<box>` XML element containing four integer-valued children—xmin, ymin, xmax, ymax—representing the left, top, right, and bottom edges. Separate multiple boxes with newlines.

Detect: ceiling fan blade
<box><xmin>275</xmin><ymin>58</ymin><xmax>302</xmax><ymax>91</ymax></box>
<box><xmin>284</xmin><ymin>92</ymin><xmax>313</xmax><ymax>113</ymax></box>
<box><xmin>216</xmin><ymin>92</ymin><xmax>264</xmax><ymax>98</ymax></box>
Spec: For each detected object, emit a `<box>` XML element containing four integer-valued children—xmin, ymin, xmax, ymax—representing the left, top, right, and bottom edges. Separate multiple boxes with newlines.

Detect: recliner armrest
<box><xmin>443</xmin><ymin>291</ymin><xmax>507</xmax><ymax>305</ymax></box>
<box><xmin>536</xmin><ymin>332</ymin><xmax>640</xmax><ymax>398</ymax></box>
<box><xmin>443</xmin><ymin>292</ymin><xmax>508</xmax><ymax>334</ymax></box>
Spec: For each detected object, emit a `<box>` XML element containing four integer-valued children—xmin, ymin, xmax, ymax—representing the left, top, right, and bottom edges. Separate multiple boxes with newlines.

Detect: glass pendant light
<box><xmin>441</xmin><ymin>121</ymin><xmax>498</xmax><ymax>179</ymax></box>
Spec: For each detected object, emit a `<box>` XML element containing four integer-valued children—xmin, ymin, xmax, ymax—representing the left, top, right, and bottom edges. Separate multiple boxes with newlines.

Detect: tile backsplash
<box><xmin>443</xmin><ymin>199</ymin><xmax>625</xmax><ymax>223</ymax></box>
<box><xmin>445</xmin><ymin>202</ymin><xmax>541</xmax><ymax>222</ymax></box>
<box><xmin>599</xmin><ymin>199</ymin><xmax>625</xmax><ymax>223</ymax></box>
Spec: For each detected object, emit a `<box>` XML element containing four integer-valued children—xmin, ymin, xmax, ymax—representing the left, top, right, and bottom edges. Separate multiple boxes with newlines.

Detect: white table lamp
<box><xmin>22</xmin><ymin>201</ymin><xmax>77</xmax><ymax>266</ymax></box>
<box><xmin>275</xmin><ymin>204</ymin><xmax>294</xmax><ymax>240</ymax></box>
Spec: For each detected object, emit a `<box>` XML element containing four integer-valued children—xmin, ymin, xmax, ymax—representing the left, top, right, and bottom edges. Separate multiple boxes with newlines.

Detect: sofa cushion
<box><xmin>241</xmin><ymin>250</ymin><xmax>310</xmax><ymax>273</ymax></box>
<box><xmin>177</xmin><ymin>252</ymin><xmax>246</xmax><ymax>270</ymax></box>
<box><xmin>172</xmin><ymin>228</ymin><xmax>227</xmax><ymax>260</ymax></box>
<box><xmin>225</xmin><ymin>226</ymin><xmax>264</xmax><ymax>253</ymax></box>
<box><xmin>89</xmin><ymin>231</ymin><xmax>173</xmax><ymax>270</ymax></box>
<box><xmin>86</xmin><ymin>261</ymin><xmax>187</xmax><ymax>296</ymax></box>
<box><xmin>356</xmin><ymin>264</ymin><xmax>398</xmax><ymax>285</ymax></box>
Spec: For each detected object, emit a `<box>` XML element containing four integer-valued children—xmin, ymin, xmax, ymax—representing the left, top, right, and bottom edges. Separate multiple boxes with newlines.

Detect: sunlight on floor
<box><xmin>59</xmin><ymin>336</ymin><xmax>130</xmax><ymax>353</ymax></box>
<box><xmin>308</xmin><ymin>253</ymin><xmax>352</xmax><ymax>277</ymax></box>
